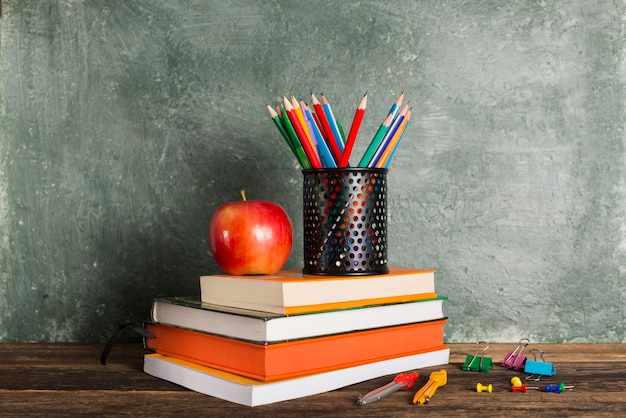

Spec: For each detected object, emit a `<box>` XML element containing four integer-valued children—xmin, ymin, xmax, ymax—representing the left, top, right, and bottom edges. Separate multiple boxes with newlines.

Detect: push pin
<box><xmin>475</xmin><ymin>383</ymin><xmax>493</xmax><ymax>393</ymax></box>
<box><xmin>545</xmin><ymin>383</ymin><xmax>575</xmax><ymax>393</ymax></box>
<box><xmin>510</xmin><ymin>376</ymin><xmax>523</xmax><ymax>387</ymax></box>
<box><xmin>511</xmin><ymin>383</ymin><xmax>538</xmax><ymax>393</ymax></box>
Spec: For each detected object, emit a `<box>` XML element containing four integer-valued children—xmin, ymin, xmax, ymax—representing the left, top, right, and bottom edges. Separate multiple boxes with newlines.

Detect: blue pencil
<box><xmin>383</xmin><ymin>110</ymin><xmax>411</xmax><ymax>168</ymax></box>
<box><xmin>321</xmin><ymin>94</ymin><xmax>345</xmax><ymax>154</ymax></box>
<box><xmin>368</xmin><ymin>103</ymin><xmax>409</xmax><ymax>167</ymax></box>
<box><xmin>305</xmin><ymin>107</ymin><xmax>337</xmax><ymax>168</ymax></box>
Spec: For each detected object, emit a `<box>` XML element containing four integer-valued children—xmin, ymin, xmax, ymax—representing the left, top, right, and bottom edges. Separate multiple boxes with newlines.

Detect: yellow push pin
<box><xmin>476</xmin><ymin>383</ymin><xmax>493</xmax><ymax>393</ymax></box>
<box><xmin>511</xmin><ymin>376</ymin><xmax>523</xmax><ymax>387</ymax></box>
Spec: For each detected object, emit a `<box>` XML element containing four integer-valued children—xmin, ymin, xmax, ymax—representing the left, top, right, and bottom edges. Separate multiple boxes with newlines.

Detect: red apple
<box><xmin>209</xmin><ymin>190</ymin><xmax>293</xmax><ymax>275</ymax></box>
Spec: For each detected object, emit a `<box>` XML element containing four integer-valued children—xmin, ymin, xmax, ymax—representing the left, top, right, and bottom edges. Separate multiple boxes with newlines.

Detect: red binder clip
<box><xmin>499</xmin><ymin>338</ymin><xmax>530</xmax><ymax>370</ymax></box>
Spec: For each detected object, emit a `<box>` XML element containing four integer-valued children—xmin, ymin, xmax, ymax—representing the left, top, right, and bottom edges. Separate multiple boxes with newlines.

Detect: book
<box><xmin>199</xmin><ymin>267</ymin><xmax>437</xmax><ymax>314</ymax></box>
<box><xmin>143</xmin><ymin>347</ymin><xmax>450</xmax><ymax>407</ymax></box>
<box><xmin>144</xmin><ymin>319</ymin><xmax>446</xmax><ymax>381</ymax></box>
<box><xmin>151</xmin><ymin>295</ymin><xmax>447</xmax><ymax>343</ymax></box>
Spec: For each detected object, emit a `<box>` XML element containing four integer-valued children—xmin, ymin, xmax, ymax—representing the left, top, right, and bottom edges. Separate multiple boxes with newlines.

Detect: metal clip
<box><xmin>462</xmin><ymin>341</ymin><xmax>492</xmax><ymax>372</ymax></box>
<box><xmin>499</xmin><ymin>338</ymin><xmax>530</xmax><ymax>370</ymax></box>
<box><xmin>524</xmin><ymin>348</ymin><xmax>556</xmax><ymax>380</ymax></box>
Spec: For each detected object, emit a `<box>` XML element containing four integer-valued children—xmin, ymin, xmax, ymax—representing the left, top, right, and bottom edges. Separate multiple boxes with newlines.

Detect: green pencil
<box><xmin>358</xmin><ymin>112</ymin><xmax>393</xmax><ymax>167</ymax></box>
<box><xmin>267</xmin><ymin>104</ymin><xmax>295</xmax><ymax>154</ymax></box>
<box><xmin>280</xmin><ymin>106</ymin><xmax>312</xmax><ymax>169</ymax></box>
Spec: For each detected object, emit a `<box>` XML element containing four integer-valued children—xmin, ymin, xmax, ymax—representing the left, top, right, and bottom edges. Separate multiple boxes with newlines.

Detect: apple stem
<box><xmin>240</xmin><ymin>190</ymin><xmax>247</xmax><ymax>201</ymax></box>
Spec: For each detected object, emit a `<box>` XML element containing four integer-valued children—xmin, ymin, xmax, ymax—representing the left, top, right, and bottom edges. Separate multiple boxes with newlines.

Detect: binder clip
<box><xmin>524</xmin><ymin>348</ymin><xmax>556</xmax><ymax>381</ymax></box>
<box><xmin>462</xmin><ymin>341</ymin><xmax>493</xmax><ymax>372</ymax></box>
<box><xmin>499</xmin><ymin>338</ymin><xmax>530</xmax><ymax>371</ymax></box>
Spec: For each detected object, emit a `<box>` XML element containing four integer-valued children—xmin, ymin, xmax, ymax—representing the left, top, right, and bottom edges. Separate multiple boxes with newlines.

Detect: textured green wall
<box><xmin>1</xmin><ymin>0</ymin><xmax>624</xmax><ymax>343</ymax></box>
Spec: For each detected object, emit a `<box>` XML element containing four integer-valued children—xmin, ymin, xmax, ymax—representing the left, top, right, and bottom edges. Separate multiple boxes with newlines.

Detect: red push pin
<box><xmin>511</xmin><ymin>383</ymin><xmax>539</xmax><ymax>393</ymax></box>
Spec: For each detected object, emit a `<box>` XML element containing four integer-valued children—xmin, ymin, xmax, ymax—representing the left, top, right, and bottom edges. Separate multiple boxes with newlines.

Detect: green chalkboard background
<box><xmin>1</xmin><ymin>0</ymin><xmax>624</xmax><ymax>343</ymax></box>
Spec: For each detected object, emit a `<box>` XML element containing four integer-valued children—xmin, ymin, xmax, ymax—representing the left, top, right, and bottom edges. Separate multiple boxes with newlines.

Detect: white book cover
<box><xmin>152</xmin><ymin>296</ymin><xmax>447</xmax><ymax>343</ymax></box>
<box><xmin>143</xmin><ymin>347</ymin><xmax>450</xmax><ymax>407</ymax></box>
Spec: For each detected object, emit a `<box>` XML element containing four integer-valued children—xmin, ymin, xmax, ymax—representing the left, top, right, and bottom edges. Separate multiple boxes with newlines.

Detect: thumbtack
<box><xmin>511</xmin><ymin>383</ymin><xmax>539</xmax><ymax>393</ymax></box>
<box><xmin>476</xmin><ymin>383</ymin><xmax>492</xmax><ymax>393</ymax></box>
<box><xmin>545</xmin><ymin>383</ymin><xmax>575</xmax><ymax>393</ymax></box>
<box><xmin>510</xmin><ymin>376</ymin><xmax>523</xmax><ymax>387</ymax></box>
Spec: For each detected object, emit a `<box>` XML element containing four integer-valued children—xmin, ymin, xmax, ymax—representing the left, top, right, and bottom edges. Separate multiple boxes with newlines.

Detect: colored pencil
<box><xmin>357</xmin><ymin>112</ymin><xmax>393</xmax><ymax>167</ymax></box>
<box><xmin>267</xmin><ymin>90</ymin><xmax>411</xmax><ymax>169</ymax></box>
<box><xmin>368</xmin><ymin>103</ymin><xmax>409</xmax><ymax>168</ymax></box>
<box><xmin>291</xmin><ymin>95</ymin><xmax>316</xmax><ymax>152</ymax></box>
<box><xmin>321</xmin><ymin>94</ymin><xmax>345</xmax><ymax>155</ymax></box>
<box><xmin>267</xmin><ymin>104</ymin><xmax>295</xmax><ymax>153</ymax></box>
<box><xmin>339</xmin><ymin>92</ymin><xmax>367</xmax><ymax>167</ymax></box>
<box><xmin>311</xmin><ymin>93</ymin><xmax>342</xmax><ymax>162</ymax></box>
<box><xmin>376</xmin><ymin>109</ymin><xmax>410</xmax><ymax>168</ymax></box>
<box><xmin>305</xmin><ymin>107</ymin><xmax>337</xmax><ymax>168</ymax></box>
<box><xmin>279</xmin><ymin>105</ymin><xmax>312</xmax><ymax>169</ymax></box>
<box><xmin>388</xmin><ymin>91</ymin><xmax>404</xmax><ymax>122</ymax></box>
<box><xmin>337</xmin><ymin>120</ymin><xmax>346</xmax><ymax>144</ymax></box>
<box><xmin>383</xmin><ymin>124</ymin><xmax>409</xmax><ymax>167</ymax></box>
<box><xmin>283</xmin><ymin>97</ymin><xmax>322</xmax><ymax>169</ymax></box>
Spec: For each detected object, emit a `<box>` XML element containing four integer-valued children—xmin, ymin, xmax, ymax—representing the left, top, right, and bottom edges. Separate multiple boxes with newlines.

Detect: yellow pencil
<box><xmin>290</xmin><ymin>95</ymin><xmax>315</xmax><ymax>151</ymax></box>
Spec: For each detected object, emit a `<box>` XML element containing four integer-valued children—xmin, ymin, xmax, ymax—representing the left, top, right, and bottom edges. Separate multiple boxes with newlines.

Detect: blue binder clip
<box><xmin>462</xmin><ymin>341</ymin><xmax>493</xmax><ymax>372</ymax></box>
<box><xmin>499</xmin><ymin>338</ymin><xmax>530</xmax><ymax>371</ymax></box>
<box><xmin>524</xmin><ymin>348</ymin><xmax>556</xmax><ymax>380</ymax></box>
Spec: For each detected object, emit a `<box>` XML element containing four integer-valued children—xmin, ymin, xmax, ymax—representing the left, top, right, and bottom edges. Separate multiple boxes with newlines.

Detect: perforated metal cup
<box><xmin>302</xmin><ymin>168</ymin><xmax>388</xmax><ymax>275</ymax></box>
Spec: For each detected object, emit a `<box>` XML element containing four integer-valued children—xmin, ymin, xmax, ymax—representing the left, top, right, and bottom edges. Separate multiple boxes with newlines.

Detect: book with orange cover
<box><xmin>144</xmin><ymin>319</ymin><xmax>446</xmax><ymax>381</ymax></box>
<box><xmin>199</xmin><ymin>267</ymin><xmax>437</xmax><ymax>314</ymax></box>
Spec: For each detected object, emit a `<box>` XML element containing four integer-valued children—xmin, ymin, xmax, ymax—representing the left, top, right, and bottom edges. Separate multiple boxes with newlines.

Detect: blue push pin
<box><xmin>545</xmin><ymin>383</ymin><xmax>575</xmax><ymax>393</ymax></box>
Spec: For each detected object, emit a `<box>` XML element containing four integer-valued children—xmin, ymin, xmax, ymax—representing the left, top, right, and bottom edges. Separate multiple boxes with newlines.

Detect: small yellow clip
<box><xmin>413</xmin><ymin>370</ymin><xmax>447</xmax><ymax>405</ymax></box>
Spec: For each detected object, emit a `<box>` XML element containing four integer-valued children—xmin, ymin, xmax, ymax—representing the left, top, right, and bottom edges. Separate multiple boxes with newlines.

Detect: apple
<box><xmin>209</xmin><ymin>190</ymin><xmax>293</xmax><ymax>275</ymax></box>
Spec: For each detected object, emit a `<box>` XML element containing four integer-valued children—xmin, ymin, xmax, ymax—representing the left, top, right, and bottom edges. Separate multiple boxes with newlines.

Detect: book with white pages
<box><xmin>151</xmin><ymin>295</ymin><xmax>447</xmax><ymax>343</ymax></box>
<box><xmin>143</xmin><ymin>347</ymin><xmax>450</xmax><ymax>407</ymax></box>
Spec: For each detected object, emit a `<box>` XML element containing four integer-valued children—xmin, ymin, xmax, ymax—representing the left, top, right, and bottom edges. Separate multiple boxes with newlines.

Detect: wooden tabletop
<box><xmin>1</xmin><ymin>342</ymin><xmax>625</xmax><ymax>417</ymax></box>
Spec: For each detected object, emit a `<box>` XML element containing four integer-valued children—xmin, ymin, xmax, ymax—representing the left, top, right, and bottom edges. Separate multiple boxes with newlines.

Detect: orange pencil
<box><xmin>291</xmin><ymin>95</ymin><xmax>314</xmax><ymax>149</ymax></box>
<box><xmin>339</xmin><ymin>92</ymin><xmax>367</xmax><ymax>167</ymax></box>
<box><xmin>368</xmin><ymin>103</ymin><xmax>409</xmax><ymax>167</ymax></box>
<box><xmin>376</xmin><ymin>109</ymin><xmax>410</xmax><ymax>168</ymax></box>
<box><xmin>283</xmin><ymin>97</ymin><xmax>322</xmax><ymax>168</ymax></box>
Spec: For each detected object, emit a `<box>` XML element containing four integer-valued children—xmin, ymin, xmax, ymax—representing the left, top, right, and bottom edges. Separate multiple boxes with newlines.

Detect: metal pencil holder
<box><xmin>302</xmin><ymin>168</ymin><xmax>388</xmax><ymax>276</ymax></box>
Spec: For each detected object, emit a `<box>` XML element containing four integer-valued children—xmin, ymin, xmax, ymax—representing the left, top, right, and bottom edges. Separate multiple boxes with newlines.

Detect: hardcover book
<box><xmin>199</xmin><ymin>267</ymin><xmax>437</xmax><ymax>314</ymax></box>
<box><xmin>151</xmin><ymin>295</ymin><xmax>447</xmax><ymax>343</ymax></box>
<box><xmin>144</xmin><ymin>319</ymin><xmax>447</xmax><ymax>381</ymax></box>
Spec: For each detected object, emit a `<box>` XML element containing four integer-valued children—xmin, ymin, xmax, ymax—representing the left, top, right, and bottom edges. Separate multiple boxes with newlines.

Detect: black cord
<box><xmin>100</xmin><ymin>322</ymin><xmax>154</xmax><ymax>365</ymax></box>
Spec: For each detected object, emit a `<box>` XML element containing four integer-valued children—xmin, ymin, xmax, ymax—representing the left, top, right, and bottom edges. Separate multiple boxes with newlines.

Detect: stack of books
<box><xmin>142</xmin><ymin>267</ymin><xmax>449</xmax><ymax>406</ymax></box>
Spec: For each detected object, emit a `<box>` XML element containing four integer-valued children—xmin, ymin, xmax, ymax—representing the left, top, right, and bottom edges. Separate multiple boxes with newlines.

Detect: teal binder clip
<box><xmin>524</xmin><ymin>348</ymin><xmax>556</xmax><ymax>380</ymax></box>
<box><xmin>462</xmin><ymin>341</ymin><xmax>493</xmax><ymax>372</ymax></box>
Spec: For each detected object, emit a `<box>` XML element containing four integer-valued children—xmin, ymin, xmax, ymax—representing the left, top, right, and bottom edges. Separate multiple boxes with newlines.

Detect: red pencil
<box><xmin>339</xmin><ymin>92</ymin><xmax>367</xmax><ymax>167</ymax></box>
<box><xmin>283</xmin><ymin>97</ymin><xmax>322</xmax><ymax>168</ymax></box>
<box><xmin>311</xmin><ymin>93</ymin><xmax>342</xmax><ymax>162</ymax></box>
